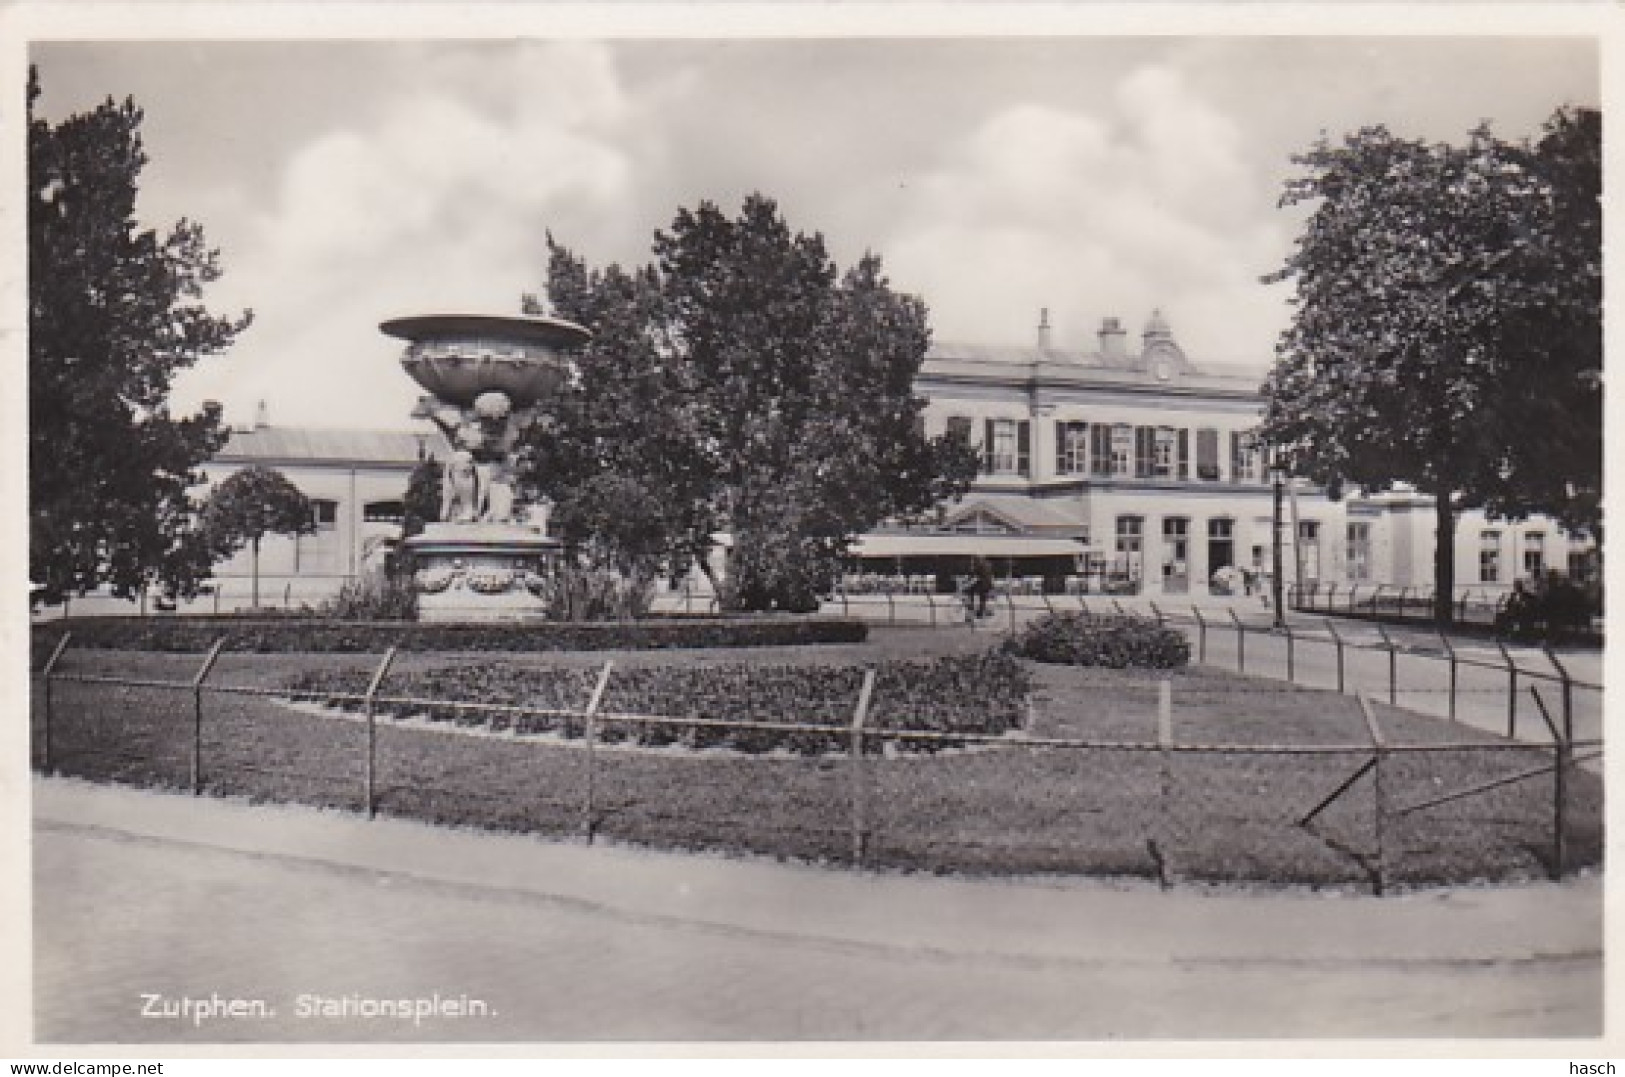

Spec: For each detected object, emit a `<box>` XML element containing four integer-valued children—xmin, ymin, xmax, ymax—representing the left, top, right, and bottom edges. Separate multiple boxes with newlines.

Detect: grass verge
<box><xmin>32</xmin><ymin>629</ymin><xmax>1602</xmax><ymax>890</ymax></box>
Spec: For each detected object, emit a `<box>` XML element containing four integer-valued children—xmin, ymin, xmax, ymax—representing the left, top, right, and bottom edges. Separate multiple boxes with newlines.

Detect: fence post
<box><xmin>924</xmin><ymin>590</ymin><xmax>937</xmax><ymax>627</ymax></box>
<box><xmin>1112</xmin><ymin>598</ymin><xmax>1127</xmax><ymax>616</ymax></box>
<box><xmin>1227</xmin><ymin>608</ymin><xmax>1246</xmax><ymax>673</ymax></box>
<box><xmin>850</xmin><ymin>669</ymin><xmax>877</xmax><ymax>866</ymax></box>
<box><xmin>1495</xmin><ymin>640</ymin><xmax>1519</xmax><ymax>740</ymax></box>
<box><xmin>1527</xmin><ymin>686</ymin><xmax>1567</xmax><ymax>881</ymax></box>
<box><xmin>1544</xmin><ymin>647</ymin><xmax>1575</xmax><ymax>749</ymax></box>
<box><xmin>1346</xmin><ymin>585</ymin><xmax>1359</xmax><ymax>613</ymax></box>
<box><xmin>582</xmin><ymin>660</ymin><xmax>615</xmax><ymax>844</ymax></box>
<box><xmin>190</xmin><ymin>637</ymin><xmax>228</xmax><ymax>796</ymax></box>
<box><xmin>1437</xmin><ymin>631</ymin><xmax>1459</xmax><ymax>724</ymax></box>
<box><xmin>1323</xmin><ymin>619</ymin><xmax>1346</xmax><ymax>694</ymax></box>
<box><xmin>213</xmin><ymin>587</ymin><xmax>221</xmax><ymax>615</ymax></box>
<box><xmin>1357</xmin><ymin>695</ymin><xmax>1388</xmax><ymax>897</ymax></box>
<box><xmin>1375</xmin><ymin>622</ymin><xmax>1398</xmax><ymax>706</ymax></box>
<box><xmin>1148</xmin><ymin>601</ymin><xmax>1166</xmax><ymax>626</ymax></box>
<box><xmin>1458</xmin><ymin>589</ymin><xmax>1470</xmax><ymax>624</ymax></box>
<box><xmin>1191</xmin><ymin>606</ymin><xmax>1207</xmax><ymax>664</ymax></box>
<box><xmin>1006</xmin><ymin>591</ymin><xmax>1018</xmax><ymax>633</ymax></box>
<box><xmin>363</xmin><ymin>646</ymin><xmax>400</xmax><ymax>820</ymax></box>
<box><xmin>1284</xmin><ymin>623</ymin><xmax>1296</xmax><ymax>684</ymax></box>
<box><xmin>1157</xmin><ymin>678</ymin><xmax>1173</xmax><ymax>890</ymax></box>
<box><xmin>39</xmin><ymin>631</ymin><xmax>73</xmax><ymax>775</ymax></box>
<box><xmin>1040</xmin><ymin>589</ymin><xmax>1055</xmax><ymax>615</ymax></box>
<box><xmin>1324</xmin><ymin>583</ymin><xmax>1339</xmax><ymax>613</ymax></box>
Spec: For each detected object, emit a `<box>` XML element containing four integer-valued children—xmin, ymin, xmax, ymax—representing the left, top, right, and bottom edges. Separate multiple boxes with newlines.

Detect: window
<box><xmin>1153</xmin><ymin>428</ymin><xmax>1176</xmax><ymax>478</ymax></box>
<box><xmin>297</xmin><ymin>499</ymin><xmax>341</xmax><ymax>574</ymax></box>
<box><xmin>1195</xmin><ymin>428</ymin><xmax>1220</xmax><ymax>481</ymax></box>
<box><xmin>945</xmin><ymin>415</ymin><xmax>973</xmax><ymax>443</ymax></box>
<box><xmin>1346</xmin><ymin>522</ymin><xmax>1371</xmax><ymax>582</ymax></box>
<box><xmin>1480</xmin><ymin>530</ymin><xmax>1502</xmax><ymax>583</ymax></box>
<box><xmin>1090</xmin><ymin>424</ymin><xmax>1114</xmax><ymax>477</ymax></box>
<box><xmin>1056</xmin><ymin>421</ymin><xmax>1089</xmax><ymax>475</ymax></box>
<box><xmin>1297</xmin><ymin>520</ymin><xmax>1321</xmax><ymax>581</ymax></box>
<box><xmin>1110</xmin><ymin>425</ymin><xmax>1133</xmax><ymax>477</ymax></box>
<box><xmin>363</xmin><ymin>500</ymin><xmax>404</xmax><ymax>524</ymax></box>
<box><xmin>1523</xmin><ymin>531</ymin><xmax>1545</xmax><ymax>578</ymax></box>
<box><xmin>1134</xmin><ymin>426</ymin><xmax>1156</xmax><ymax>478</ymax></box>
<box><xmin>312</xmin><ymin>499</ymin><xmax>338</xmax><ymax>529</ymax></box>
<box><xmin>982</xmin><ymin>419</ymin><xmax>1030</xmax><ymax>476</ymax></box>
<box><xmin>1230</xmin><ymin>432</ymin><xmax>1260</xmax><ymax>483</ymax></box>
<box><xmin>1116</xmin><ymin>515</ymin><xmax>1144</xmax><ymax>578</ymax></box>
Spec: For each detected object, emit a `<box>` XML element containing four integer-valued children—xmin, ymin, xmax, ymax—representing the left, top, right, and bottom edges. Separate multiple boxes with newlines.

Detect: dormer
<box><xmin>1139</xmin><ymin>308</ymin><xmax>1189</xmax><ymax>382</ymax></box>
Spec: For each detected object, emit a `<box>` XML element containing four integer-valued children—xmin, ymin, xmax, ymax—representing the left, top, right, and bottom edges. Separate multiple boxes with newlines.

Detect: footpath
<box><xmin>29</xmin><ymin>778</ymin><xmax>1604</xmax><ymax>1042</ymax></box>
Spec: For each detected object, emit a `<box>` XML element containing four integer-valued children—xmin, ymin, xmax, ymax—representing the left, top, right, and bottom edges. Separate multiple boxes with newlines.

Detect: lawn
<box><xmin>31</xmin><ymin>625</ymin><xmax>1602</xmax><ymax>891</ymax></box>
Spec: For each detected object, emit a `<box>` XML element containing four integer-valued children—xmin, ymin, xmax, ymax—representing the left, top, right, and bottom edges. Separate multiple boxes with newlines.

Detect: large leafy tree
<box><xmin>1259</xmin><ymin>108</ymin><xmax>1600</xmax><ymax>625</ymax></box>
<box><xmin>29</xmin><ymin>66</ymin><xmax>252</xmax><ymax>604</ymax></box>
<box><xmin>200</xmin><ymin>465</ymin><xmax>314</xmax><ymax>609</ymax></box>
<box><xmin>529</xmin><ymin>195</ymin><xmax>978</xmax><ymax>611</ymax></box>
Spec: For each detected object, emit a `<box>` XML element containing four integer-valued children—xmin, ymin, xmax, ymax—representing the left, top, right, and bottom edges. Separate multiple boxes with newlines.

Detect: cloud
<box><xmin>172</xmin><ymin>42</ymin><xmax>639</xmax><ymax>430</ymax></box>
<box><xmin>881</xmin><ymin>63</ymin><xmax>1291</xmax><ymax>366</ymax></box>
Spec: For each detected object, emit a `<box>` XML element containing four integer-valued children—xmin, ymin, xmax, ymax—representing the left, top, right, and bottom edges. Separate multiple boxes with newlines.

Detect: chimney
<box><xmin>1098</xmin><ymin>316</ymin><xmax>1127</xmax><ymax>363</ymax></box>
<box><xmin>254</xmin><ymin>399</ymin><xmax>269</xmax><ymax>429</ymax></box>
<box><xmin>1037</xmin><ymin>308</ymin><xmax>1052</xmax><ymax>352</ymax></box>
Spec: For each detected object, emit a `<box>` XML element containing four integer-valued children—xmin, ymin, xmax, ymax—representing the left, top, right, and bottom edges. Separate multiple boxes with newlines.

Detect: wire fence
<box><xmin>815</xmin><ymin>587</ymin><xmax>1603</xmax><ymax>745</ymax></box>
<box><xmin>32</xmin><ymin>633</ymin><xmax>1602</xmax><ymax>894</ymax></box>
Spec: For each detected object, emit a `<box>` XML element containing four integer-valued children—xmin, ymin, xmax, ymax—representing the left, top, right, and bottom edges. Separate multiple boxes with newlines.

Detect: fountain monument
<box><xmin>381</xmin><ymin>312</ymin><xmax>592</xmax><ymax>621</ymax></box>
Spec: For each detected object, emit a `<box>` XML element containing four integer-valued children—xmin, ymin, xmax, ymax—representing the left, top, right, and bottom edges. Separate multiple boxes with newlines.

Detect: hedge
<box><xmin>29</xmin><ymin>615</ymin><xmax>868</xmax><ymax>664</ymax></box>
<box><xmin>1002</xmin><ymin>611</ymin><xmax>1190</xmax><ymax>669</ymax></box>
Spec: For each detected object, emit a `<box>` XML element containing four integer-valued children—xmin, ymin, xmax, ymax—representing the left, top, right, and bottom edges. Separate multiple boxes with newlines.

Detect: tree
<box><xmin>401</xmin><ymin>456</ymin><xmax>442</xmax><ymax>539</ymax></box>
<box><xmin>531</xmin><ymin>195</ymin><xmax>978</xmax><ymax>611</ymax></box>
<box><xmin>1259</xmin><ymin>109</ymin><xmax>1600</xmax><ymax>625</ymax></box>
<box><xmin>29</xmin><ymin>66</ymin><xmax>252</xmax><ymax>604</ymax></box>
<box><xmin>200</xmin><ymin>466</ymin><xmax>314</xmax><ymax>609</ymax></box>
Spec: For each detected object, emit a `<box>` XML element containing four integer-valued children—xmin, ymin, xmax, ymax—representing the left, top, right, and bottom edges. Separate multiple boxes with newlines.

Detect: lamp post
<box><xmin>1270</xmin><ymin>458</ymin><xmax>1287</xmax><ymax>630</ymax></box>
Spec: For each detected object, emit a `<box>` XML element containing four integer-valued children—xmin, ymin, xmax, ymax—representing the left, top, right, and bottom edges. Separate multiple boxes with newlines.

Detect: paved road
<box><xmin>33</xmin><ymin>780</ymin><xmax>1602</xmax><ymax>1044</ymax></box>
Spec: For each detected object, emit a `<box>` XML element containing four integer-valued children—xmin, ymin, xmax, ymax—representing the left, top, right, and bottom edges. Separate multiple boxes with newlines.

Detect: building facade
<box><xmin>53</xmin><ymin>311</ymin><xmax>1593</xmax><ymax>614</ymax></box>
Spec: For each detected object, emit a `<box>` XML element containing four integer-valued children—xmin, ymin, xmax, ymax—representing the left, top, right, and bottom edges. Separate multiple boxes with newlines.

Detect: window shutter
<box><xmin>1017</xmin><ymin>421</ymin><xmax>1031</xmax><ymax>477</ymax></box>
<box><xmin>1092</xmin><ymin>425</ymin><xmax>1112</xmax><ymax>476</ymax></box>
<box><xmin>1177</xmin><ymin>429</ymin><xmax>1190</xmax><ymax>480</ymax></box>
<box><xmin>1055</xmin><ymin>420</ymin><xmax>1067</xmax><ymax>475</ymax></box>
<box><xmin>983</xmin><ymin>418</ymin><xmax>996</xmax><ymax>473</ymax></box>
<box><xmin>1135</xmin><ymin>426</ymin><xmax>1154</xmax><ymax>478</ymax></box>
<box><xmin>1229</xmin><ymin>432</ymin><xmax>1241</xmax><ymax>483</ymax></box>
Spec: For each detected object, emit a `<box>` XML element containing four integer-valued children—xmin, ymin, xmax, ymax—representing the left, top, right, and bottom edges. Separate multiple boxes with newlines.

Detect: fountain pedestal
<box><xmin>405</xmin><ymin>523</ymin><xmax>561</xmax><ymax>623</ymax></box>
<box><xmin>381</xmin><ymin>312</ymin><xmax>591</xmax><ymax>623</ymax></box>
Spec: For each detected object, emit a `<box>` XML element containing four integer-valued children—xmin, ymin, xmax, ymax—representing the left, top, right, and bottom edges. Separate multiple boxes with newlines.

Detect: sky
<box><xmin>31</xmin><ymin>35</ymin><xmax>1599</xmax><ymax>431</ymax></box>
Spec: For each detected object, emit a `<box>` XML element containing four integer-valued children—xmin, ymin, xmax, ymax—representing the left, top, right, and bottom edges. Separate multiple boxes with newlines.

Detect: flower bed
<box><xmin>282</xmin><ymin>652</ymin><xmax>1032</xmax><ymax>756</ymax></box>
<box><xmin>30</xmin><ymin>615</ymin><xmax>868</xmax><ymax>662</ymax></box>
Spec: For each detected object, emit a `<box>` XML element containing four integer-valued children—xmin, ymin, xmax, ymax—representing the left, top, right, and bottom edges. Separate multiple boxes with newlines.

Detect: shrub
<box><xmin>31</xmin><ymin>615</ymin><xmax>868</xmax><ymax>658</ymax></box>
<box><xmin>1003</xmin><ymin>611</ymin><xmax>1190</xmax><ymax>669</ymax></box>
<box><xmin>323</xmin><ymin>571</ymin><xmax>418</xmax><ymax>621</ymax></box>
<box><xmin>527</xmin><ymin>565</ymin><xmax>655</xmax><ymax>621</ymax></box>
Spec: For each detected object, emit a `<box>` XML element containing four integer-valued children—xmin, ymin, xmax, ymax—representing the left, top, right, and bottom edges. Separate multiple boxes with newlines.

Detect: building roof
<box><xmin>944</xmin><ymin>495</ymin><xmax>1090</xmax><ymax>533</ymax></box>
<box><xmin>215</xmin><ymin>426</ymin><xmax>449</xmax><ymax>467</ymax></box>
<box><xmin>851</xmin><ymin>533</ymin><xmax>1088</xmax><ymax>559</ymax></box>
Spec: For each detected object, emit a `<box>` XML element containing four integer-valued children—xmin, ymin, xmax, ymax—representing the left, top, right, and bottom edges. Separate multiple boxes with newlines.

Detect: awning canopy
<box><xmin>850</xmin><ymin>533</ymin><xmax>1091</xmax><ymax>559</ymax></box>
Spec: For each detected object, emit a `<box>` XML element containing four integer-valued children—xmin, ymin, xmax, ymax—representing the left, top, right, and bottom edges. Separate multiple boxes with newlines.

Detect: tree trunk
<box><xmin>251</xmin><ymin>534</ymin><xmax>261</xmax><ymax>611</ymax></box>
<box><xmin>1433</xmin><ymin>489</ymin><xmax>1456</xmax><ymax>627</ymax></box>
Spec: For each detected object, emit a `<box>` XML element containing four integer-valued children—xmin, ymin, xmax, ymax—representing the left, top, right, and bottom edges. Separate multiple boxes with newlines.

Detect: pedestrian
<box><xmin>970</xmin><ymin>555</ymin><xmax>995</xmax><ymax>618</ymax></box>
